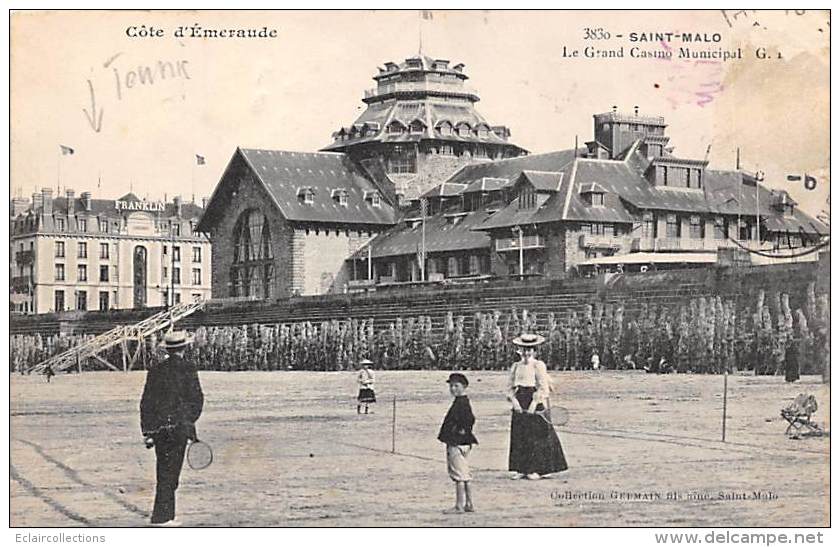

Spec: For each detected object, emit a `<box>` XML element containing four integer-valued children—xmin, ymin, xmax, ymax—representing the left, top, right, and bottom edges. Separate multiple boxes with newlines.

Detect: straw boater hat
<box><xmin>512</xmin><ymin>333</ymin><xmax>546</xmax><ymax>347</ymax></box>
<box><xmin>162</xmin><ymin>330</ymin><xmax>193</xmax><ymax>350</ymax></box>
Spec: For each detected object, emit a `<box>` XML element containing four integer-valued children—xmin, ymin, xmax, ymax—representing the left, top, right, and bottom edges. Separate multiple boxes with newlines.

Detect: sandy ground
<box><xmin>10</xmin><ymin>370</ymin><xmax>830</xmax><ymax>527</ymax></box>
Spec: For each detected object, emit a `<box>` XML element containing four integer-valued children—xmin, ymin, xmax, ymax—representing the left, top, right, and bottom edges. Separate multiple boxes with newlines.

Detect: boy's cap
<box><xmin>446</xmin><ymin>373</ymin><xmax>469</xmax><ymax>387</ymax></box>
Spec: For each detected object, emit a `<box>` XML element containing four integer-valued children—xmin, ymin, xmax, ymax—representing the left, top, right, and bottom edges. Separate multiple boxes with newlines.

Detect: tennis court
<box><xmin>10</xmin><ymin>370</ymin><xmax>830</xmax><ymax>527</ymax></box>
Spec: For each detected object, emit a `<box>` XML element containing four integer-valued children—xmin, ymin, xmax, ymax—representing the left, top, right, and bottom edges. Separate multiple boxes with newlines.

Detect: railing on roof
<box><xmin>364</xmin><ymin>82</ymin><xmax>479</xmax><ymax>99</ymax></box>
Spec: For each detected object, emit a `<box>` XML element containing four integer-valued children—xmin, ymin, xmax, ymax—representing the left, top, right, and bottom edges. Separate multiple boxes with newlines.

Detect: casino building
<box><xmin>199</xmin><ymin>54</ymin><xmax>828</xmax><ymax>299</ymax></box>
<box><xmin>9</xmin><ymin>189</ymin><xmax>212</xmax><ymax>314</ymax></box>
<box><xmin>353</xmin><ymin>108</ymin><xmax>829</xmax><ymax>284</ymax></box>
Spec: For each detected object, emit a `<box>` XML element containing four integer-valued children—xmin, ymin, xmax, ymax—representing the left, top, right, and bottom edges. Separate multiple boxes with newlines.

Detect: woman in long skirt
<box><xmin>507</xmin><ymin>333</ymin><xmax>568</xmax><ymax>480</ymax></box>
<box><xmin>357</xmin><ymin>359</ymin><xmax>376</xmax><ymax>414</ymax></box>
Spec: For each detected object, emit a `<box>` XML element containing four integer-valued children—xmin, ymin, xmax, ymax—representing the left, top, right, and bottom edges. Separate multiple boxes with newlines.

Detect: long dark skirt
<box><xmin>509</xmin><ymin>387</ymin><xmax>568</xmax><ymax>475</ymax></box>
<box><xmin>358</xmin><ymin>387</ymin><xmax>376</xmax><ymax>403</ymax></box>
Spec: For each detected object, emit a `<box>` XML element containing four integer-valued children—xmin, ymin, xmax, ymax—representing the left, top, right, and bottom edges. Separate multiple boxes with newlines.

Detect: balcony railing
<box><xmin>631</xmin><ymin>237</ymin><xmax>768</xmax><ymax>252</ymax></box>
<box><xmin>495</xmin><ymin>235</ymin><xmax>546</xmax><ymax>252</ymax></box>
<box><xmin>11</xmin><ymin>275</ymin><xmax>31</xmax><ymax>292</ymax></box>
<box><xmin>365</xmin><ymin>82</ymin><xmax>479</xmax><ymax>99</ymax></box>
<box><xmin>579</xmin><ymin>233</ymin><xmax>623</xmax><ymax>249</ymax></box>
<box><xmin>14</xmin><ymin>250</ymin><xmax>34</xmax><ymax>264</ymax></box>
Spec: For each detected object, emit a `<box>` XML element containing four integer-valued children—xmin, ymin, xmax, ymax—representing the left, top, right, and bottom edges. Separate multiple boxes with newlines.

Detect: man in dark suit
<box><xmin>140</xmin><ymin>330</ymin><xmax>204</xmax><ymax>526</ymax></box>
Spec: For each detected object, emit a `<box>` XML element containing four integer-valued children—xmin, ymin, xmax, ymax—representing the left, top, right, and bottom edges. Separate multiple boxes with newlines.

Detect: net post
<box><xmin>391</xmin><ymin>395</ymin><xmax>396</xmax><ymax>454</ymax></box>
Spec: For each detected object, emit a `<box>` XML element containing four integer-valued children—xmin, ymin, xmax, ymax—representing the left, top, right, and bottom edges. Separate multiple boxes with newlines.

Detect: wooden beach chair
<box><xmin>781</xmin><ymin>393</ymin><xmax>824</xmax><ymax>438</ymax></box>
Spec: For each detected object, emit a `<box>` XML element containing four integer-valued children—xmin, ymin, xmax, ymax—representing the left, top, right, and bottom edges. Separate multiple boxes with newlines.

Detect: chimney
<box><xmin>174</xmin><ymin>195</ymin><xmax>183</xmax><ymax>217</ymax></box>
<box><xmin>10</xmin><ymin>197</ymin><xmax>29</xmax><ymax>217</ymax></box>
<box><xmin>612</xmin><ymin>105</ymin><xmax>617</xmax><ymax>113</ymax></box>
<box><xmin>42</xmin><ymin>188</ymin><xmax>54</xmax><ymax>215</ymax></box>
<box><xmin>81</xmin><ymin>191</ymin><xmax>92</xmax><ymax>211</ymax></box>
<box><xmin>32</xmin><ymin>192</ymin><xmax>43</xmax><ymax>211</ymax></box>
<box><xmin>634</xmin><ymin>105</ymin><xmax>639</xmax><ymax>116</ymax></box>
<box><xmin>201</xmin><ymin>196</ymin><xmax>209</xmax><ymax>209</ymax></box>
<box><xmin>66</xmin><ymin>188</ymin><xmax>75</xmax><ymax>215</ymax></box>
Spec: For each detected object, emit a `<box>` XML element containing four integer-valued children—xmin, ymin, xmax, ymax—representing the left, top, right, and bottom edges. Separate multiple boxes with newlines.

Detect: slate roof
<box><xmin>198</xmin><ymin>148</ymin><xmax>396</xmax><ymax>231</ymax></box>
<box><xmin>520</xmin><ymin>170</ymin><xmax>565</xmax><ymax>192</ymax></box>
<box><xmin>322</xmin><ymin>100</ymin><xmax>526</xmax><ymax>153</ymax></box>
<box><xmin>447</xmin><ymin>149</ymin><xmax>583</xmax><ymax>187</ymax></box>
<box><xmin>472</xmin><ymin>193</ymin><xmax>553</xmax><ymax>231</ymax></box>
<box><xmin>470</xmin><ymin>148</ymin><xmax>827</xmax><ymax>233</ymax></box>
<box><xmin>350</xmin><ymin>206</ymin><xmax>494</xmax><ymax>259</ymax></box>
<box><xmin>420</xmin><ymin>182</ymin><xmax>468</xmax><ymax>199</ymax></box>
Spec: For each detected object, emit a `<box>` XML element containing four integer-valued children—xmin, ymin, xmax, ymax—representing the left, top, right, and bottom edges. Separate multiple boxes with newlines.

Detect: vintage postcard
<box><xmin>7</xmin><ymin>8</ymin><xmax>831</xmax><ymax>536</ymax></box>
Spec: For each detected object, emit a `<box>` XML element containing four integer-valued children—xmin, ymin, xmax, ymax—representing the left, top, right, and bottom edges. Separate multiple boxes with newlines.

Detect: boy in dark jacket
<box><xmin>438</xmin><ymin>373</ymin><xmax>478</xmax><ymax>514</ymax></box>
<box><xmin>140</xmin><ymin>331</ymin><xmax>204</xmax><ymax>526</ymax></box>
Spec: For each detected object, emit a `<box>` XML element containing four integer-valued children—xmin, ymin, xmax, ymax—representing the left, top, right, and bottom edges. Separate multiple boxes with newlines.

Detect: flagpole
<box><xmin>191</xmin><ymin>153</ymin><xmax>196</xmax><ymax>203</ymax></box>
<box><xmin>755</xmin><ymin>171</ymin><xmax>761</xmax><ymax>246</ymax></box>
<box><xmin>736</xmin><ymin>148</ymin><xmax>741</xmax><ymax>242</ymax></box>
<box><xmin>57</xmin><ymin>150</ymin><xmax>61</xmax><ymax>194</ymax></box>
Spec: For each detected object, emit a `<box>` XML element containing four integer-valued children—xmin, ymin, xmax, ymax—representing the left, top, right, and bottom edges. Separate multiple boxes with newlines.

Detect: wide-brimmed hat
<box><xmin>512</xmin><ymin>333</ymin><xmax>545</xmax><ymax>347</ymax></box>
<box><xmin>446</xmin><ymin>372</ymin><xmax>469</xmax><ymax>387</ymax></box>
<box><xmin>162</xmin><ymin>330</ymin><xmax>193</xmax><ymax>350</ymax></box>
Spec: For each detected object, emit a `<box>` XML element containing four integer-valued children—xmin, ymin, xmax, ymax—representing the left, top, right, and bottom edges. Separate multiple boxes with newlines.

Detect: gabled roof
<box><xmin>352</xmin><ymin>205</ymin><xmax>495</xmax><ymax>259</ymax></box>
<box><xmin>198</xmin><ymin>148</ymin><xmax>395</xmax><ymax>232</ymax></box>
<box><xmin>420</xmin><ymin>182</ymin><xmax>468</xmax><ymax>199</ymax></box>
<box><xmin>472</xmin><ymin>193</ymin><xmax>553</xmax><ymax>231</ymax></box>
<box><xmin>520</xmin><ymin>170</ymin><xmax>565</xmax><ymax>192</ymax></box>
<box><xmin>446</xmin><ymin>148</ymin><xmax>583</xmax><ymax>186</ymax></box>
<box><xmin>462</xmin><ymin>177</ymin><xmax>509</xmax><ymax>194</ymax></box>
<box><xmin>579</xmin><ymin>182</ymin><xmax>607</xmax><ymax>194</ymax></box>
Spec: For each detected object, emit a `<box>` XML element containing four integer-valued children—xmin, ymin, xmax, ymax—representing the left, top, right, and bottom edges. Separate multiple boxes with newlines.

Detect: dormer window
<box><xmin>773</xmin><ymin>191</ymin><xmax>797</xmax><ymax>217</ymax></box>
<box><xmin>579</xmin><ymin>182</ymin><xmax>607</xmax><ymax>207</ymax></box>
<box><xmin>364</xmin><ymin>191</ymin><xmax>382</xmax><ymax>208</ymax></box>
<box><xmin>456</xmin><ymin>123</ymin><xmax>471</xmax><ymax>137</ymax></box>
<box><xmin>437</xmin><ymin>121</ymin><xmax>453</xmax><ymax>136</ymax></box>
<box><xmin>387</xmin><ymin>121</ymin><xmax>405</xmax><ymax>135</ymax></box>
<box><xmin>331</xmin><ymin>188</ymin><xmax>349</xmax><ymax>207</ymax></box>
<box><xmin>297</xmin><ymin>187</ymin><xmax>315</xmax><ymax>205</ymax></box>
<box><xmin>409</xmin><ymin>120</ymin><xmax>425</xmax><ymax>134</ymax></box>
<box><xmin>475</xmin><ymin>124</ymin><xmax>489</xmax><ymax>138</ymax></box>
<box><xmin>445</xmin><ymin>212</ymin><xmax>467</xmax><ymax>226</ymax></box>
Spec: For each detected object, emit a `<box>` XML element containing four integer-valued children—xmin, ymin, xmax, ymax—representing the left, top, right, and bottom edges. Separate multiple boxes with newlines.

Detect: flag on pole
<box><xmin>60</xmin><ymin>145</ymin><xmax>74</xmax><ymax>155</ymax></box>
<box><xmin>195</xmin><ymin>154</ymin><xmax>206</xmax><ymax>165</ymax></box>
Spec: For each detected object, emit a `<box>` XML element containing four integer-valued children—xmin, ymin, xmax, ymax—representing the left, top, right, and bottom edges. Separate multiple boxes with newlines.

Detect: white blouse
<box><xmin>507</xmin><ymin>358</ymin><xmax>552</xmax><ymax>405</ymax></box>
<box><xmin>358</xmin><ymin>368</ymin><xmax>374</xmax><ymax>387</ymax></box>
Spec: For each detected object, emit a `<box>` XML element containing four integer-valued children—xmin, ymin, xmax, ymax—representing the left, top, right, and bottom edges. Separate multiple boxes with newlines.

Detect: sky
<box><xmin>10</xmin><ymin>10</ymin><xmax>830</xmax><ymax>216</ymax></box>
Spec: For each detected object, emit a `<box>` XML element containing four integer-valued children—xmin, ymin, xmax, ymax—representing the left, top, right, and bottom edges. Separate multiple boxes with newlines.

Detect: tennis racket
<box><xmin>536</xmin><ymin>405</ymin><xmax>569</xmax><ymax>427</ymax></box>
<box><xmin>186</xmin><ymin>439</ymin><xmax>213</xmax><ymax>470</ymax></box>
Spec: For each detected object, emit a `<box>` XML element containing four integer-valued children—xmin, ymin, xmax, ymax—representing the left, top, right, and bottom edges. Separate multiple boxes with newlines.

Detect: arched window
<box><xmin>231</xmin><ymin>209</ymin><xmax>274</xmax><ymax>299</ymax></box>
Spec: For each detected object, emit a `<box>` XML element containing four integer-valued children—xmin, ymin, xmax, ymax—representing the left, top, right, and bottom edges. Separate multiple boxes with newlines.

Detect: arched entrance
<box><xmin>133</xmin><ymin>245</ymin><xmax>148</xmax><ymax>308</ymax></box>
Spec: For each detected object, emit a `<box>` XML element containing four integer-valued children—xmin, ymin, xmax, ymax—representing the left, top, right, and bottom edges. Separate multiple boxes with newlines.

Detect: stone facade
<box><xmin>206</xmin><ymin>156</ymin><xmax>295</xmax><ymax>299</ymax></box>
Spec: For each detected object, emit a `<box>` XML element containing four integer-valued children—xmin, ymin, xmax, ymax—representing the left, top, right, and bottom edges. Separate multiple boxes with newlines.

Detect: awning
<box><xmin>578</xmin><ymin>252</ymin><xmax>718</xmax><ymax>266</ymax></box>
